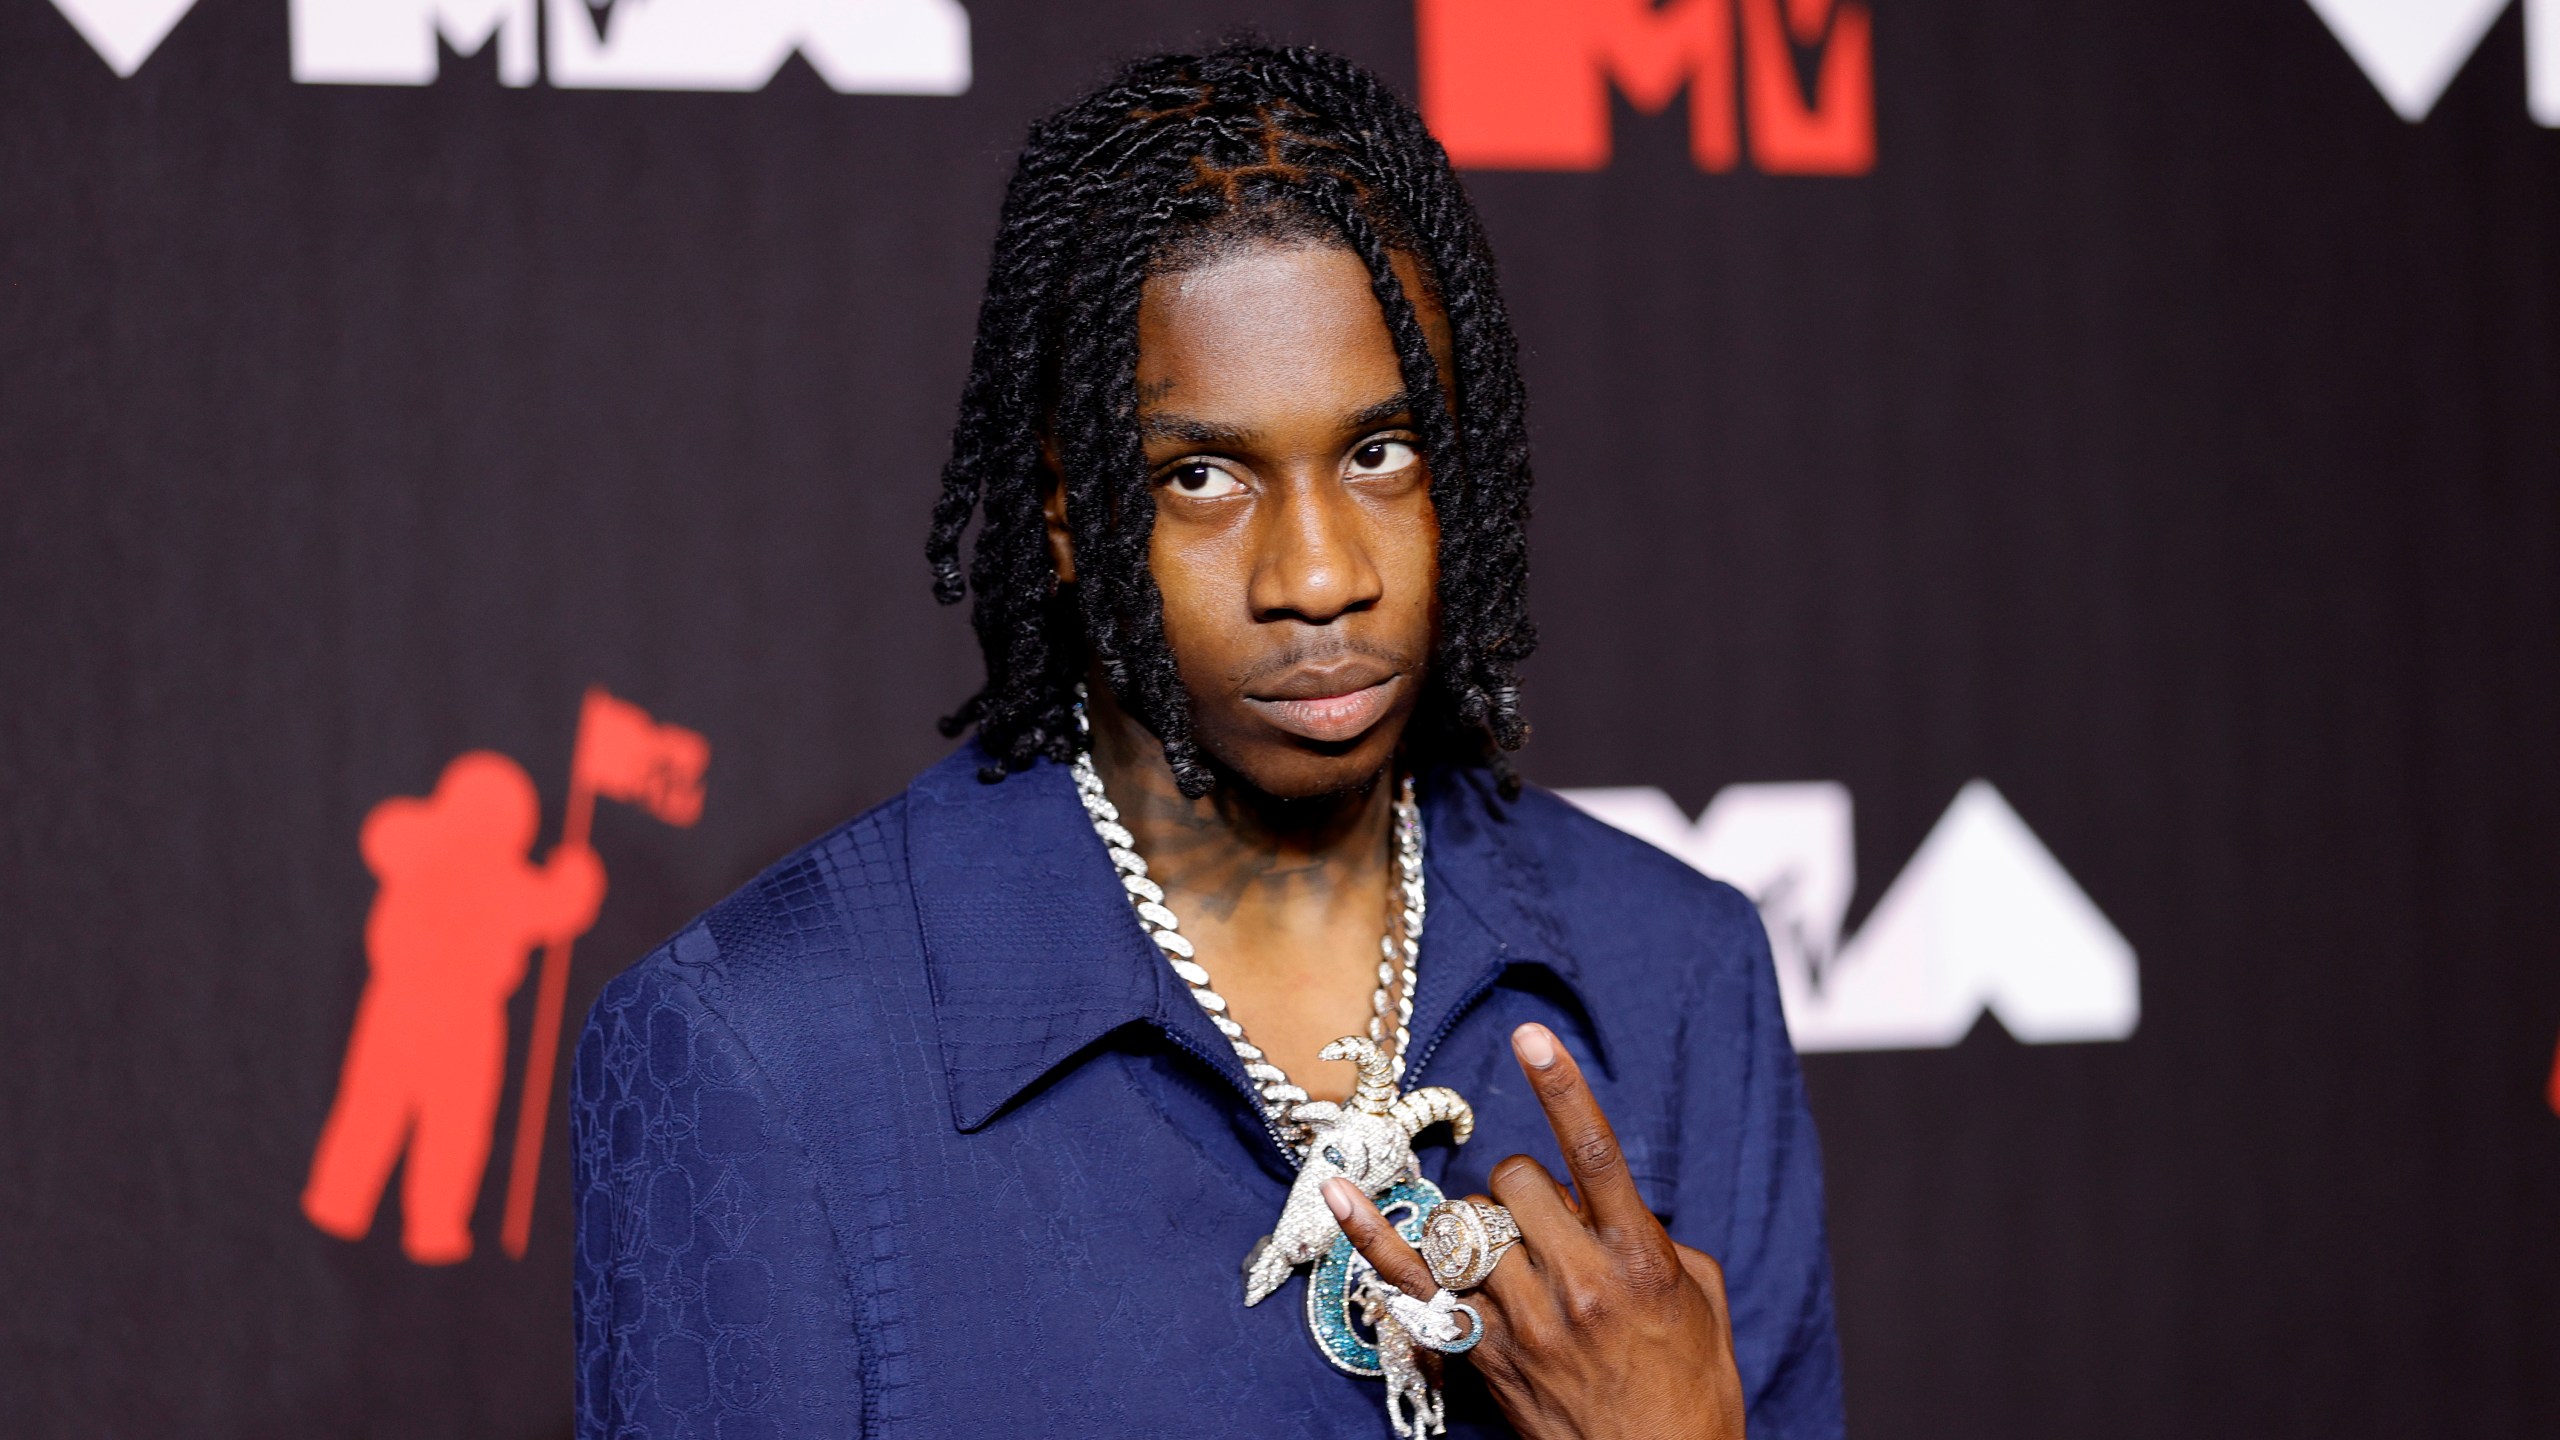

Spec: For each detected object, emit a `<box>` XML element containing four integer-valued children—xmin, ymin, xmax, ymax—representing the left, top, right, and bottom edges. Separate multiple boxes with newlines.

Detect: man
<box><xmin>573</xmin><ymin>44</ymin><xmax>1840</xmax><ymax>1439</ymax></box>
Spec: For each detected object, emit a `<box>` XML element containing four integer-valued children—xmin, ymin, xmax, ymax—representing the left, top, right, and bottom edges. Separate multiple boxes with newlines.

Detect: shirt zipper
<box><xmin>1401</xmin><ymin>957</ymin><xmax>1504</xmax><ymax>1091</ymax></box>
<box><xmin>1158</xmin><ymin>1022</ymin><xmax>1307</xmax><ymax>1172</ymax></box>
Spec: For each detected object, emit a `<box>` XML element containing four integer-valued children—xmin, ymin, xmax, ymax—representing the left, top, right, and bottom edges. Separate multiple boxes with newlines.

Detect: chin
<box><xmin>1205</xmin><ymin>726</ymin><xmax>1407</xmax><ymax>803</ymax></box>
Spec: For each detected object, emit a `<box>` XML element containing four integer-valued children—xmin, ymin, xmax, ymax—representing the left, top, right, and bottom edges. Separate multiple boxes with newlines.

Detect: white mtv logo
<box><xmin>47</xmin><ymin>0</ymin><xmax>971</xmax><ymax>93</ymax></box>
<box><xmin>2305</xmin><ymin>0</ymin><xmax>2558</xmax><ymax>123</ymax></box>
<box><xmin>540</xmin><ymin>0</ymin><xmax>967</xmax><ymax>92</ymax></box>
<box><xmin>1563</xmin><ymin>781</ymin><xmax>2139</xmax><ymax>1053</ymax></box>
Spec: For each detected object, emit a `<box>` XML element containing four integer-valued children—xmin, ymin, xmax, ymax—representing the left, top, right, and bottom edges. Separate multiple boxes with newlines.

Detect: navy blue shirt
<box><xmin>571</xmin><ymin>747</ymin><xmax>1843</xmax><ymax>1438</ymax></box>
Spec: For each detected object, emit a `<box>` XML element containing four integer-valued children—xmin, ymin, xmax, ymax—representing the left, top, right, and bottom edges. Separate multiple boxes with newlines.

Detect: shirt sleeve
<box><xmin>1679</xmin><ymin>890</ymin><xmax>1846</xmax><ymax>1440</ymax></box>
<box><xmin>572</xmin><ymin>938</ymin><xmax>864</xmax><ymax>1439</ymax></box>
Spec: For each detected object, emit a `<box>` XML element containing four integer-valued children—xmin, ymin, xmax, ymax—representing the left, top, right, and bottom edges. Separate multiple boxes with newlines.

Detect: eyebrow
<box><xmin>1137</xmin><ymin>412</ymin><xmax>1252</xmax><ymax>446</ymax></box>
<box><xmin>1342</xmin><ymin>393</ymin><xmax>1418</xmax><ymax>432</ymax></box>
<box><xmin>1136</xmin><ymin>391</ymin><xmax>1417</xmax><ymax>448</ymax></box>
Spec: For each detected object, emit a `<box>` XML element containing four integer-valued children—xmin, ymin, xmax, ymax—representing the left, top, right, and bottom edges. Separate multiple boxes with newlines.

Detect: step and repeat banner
<box><xmin>5</xmin><ymin>1</ymin><xmax>2557</xmax><ymax>1435</ymax></box>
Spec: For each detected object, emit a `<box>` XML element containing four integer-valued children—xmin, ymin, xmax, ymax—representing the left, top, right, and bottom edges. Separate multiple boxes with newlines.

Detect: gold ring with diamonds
<box><xmin>1418</xmin><ymin>1200</ymin><xmax>1522</xmax><ymax>1291</ymax></box>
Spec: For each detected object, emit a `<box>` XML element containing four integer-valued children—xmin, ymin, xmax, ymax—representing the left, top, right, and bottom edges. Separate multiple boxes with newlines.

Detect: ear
<box><xmin>1039</xmin><ymin>436</ymin><xmax>1076</xmax><ymax>586</ymax></box>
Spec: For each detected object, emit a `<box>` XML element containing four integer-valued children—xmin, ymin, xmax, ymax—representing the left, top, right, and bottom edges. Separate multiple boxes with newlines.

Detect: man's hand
<box><xmin>1324</xmin><ymin>1023</ymin><xmax>1747</xmax><ymax>1440</ymax></box>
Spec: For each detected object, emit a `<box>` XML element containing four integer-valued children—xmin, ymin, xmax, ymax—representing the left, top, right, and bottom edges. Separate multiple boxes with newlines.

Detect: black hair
<box><xmin>924</xmin><ymin>42</ymin><xmax>1535</xmax><ymax>798</ymax></box>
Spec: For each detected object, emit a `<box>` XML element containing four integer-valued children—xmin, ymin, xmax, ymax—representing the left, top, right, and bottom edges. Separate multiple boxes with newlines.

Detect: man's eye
<box><xmin>1347</xmin><ymin>440</ymin><xmax>1419</xmax><ymax>478</ymax></box>
<box><xmin>1165</xmin><ymin>462</ymin><xmax>1245</xmax><ymax>498</ymax></box>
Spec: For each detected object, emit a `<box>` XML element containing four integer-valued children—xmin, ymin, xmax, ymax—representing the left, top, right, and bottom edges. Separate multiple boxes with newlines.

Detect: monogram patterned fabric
<box><xmin>573</xmin><ymin>930</ymin><xmax>863</xmax><ymax>1437</ymax></box>
<box><xmin>571</xmin><ymin>747</ymin><xmax>1842</xmax><ymax>1438</ymax></box>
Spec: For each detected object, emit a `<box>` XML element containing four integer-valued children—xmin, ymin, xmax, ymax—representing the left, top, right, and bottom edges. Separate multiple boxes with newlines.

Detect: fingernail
<box><xmin>1515</xmin><ymin>1024</ymin><xmax>1558</xmax><ymax>1068</ymax></box>
<box><xmin>1323</xmin><ymin>1178</ymin><xmax>1355</xmax><ymax>1221</ymax></box>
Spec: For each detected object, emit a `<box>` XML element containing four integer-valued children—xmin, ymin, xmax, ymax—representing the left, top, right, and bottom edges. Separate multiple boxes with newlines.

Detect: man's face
<box><xmin>1116</xmin><ymin>241</ymin><xmax>1451</xmax><ymax>801</ymax></box>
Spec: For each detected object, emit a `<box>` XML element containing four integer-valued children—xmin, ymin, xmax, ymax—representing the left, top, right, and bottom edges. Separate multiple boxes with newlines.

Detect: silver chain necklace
<box><xmin>1071</xmin><ymin>702</ymin><xmax>1425</xmax><ymax>1156</ymax></box>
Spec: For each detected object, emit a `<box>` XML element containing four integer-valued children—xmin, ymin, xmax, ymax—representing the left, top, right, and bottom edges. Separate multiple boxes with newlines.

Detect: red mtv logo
<box><xmin>1419</xmin><ymin>0</ymin><xmax>1876</xmax><ymax>174</ymax></box>
<box><xmin>302</xmin><ymin>687</ymin><xmax>707</xmax><ymax>1264</ymax></box>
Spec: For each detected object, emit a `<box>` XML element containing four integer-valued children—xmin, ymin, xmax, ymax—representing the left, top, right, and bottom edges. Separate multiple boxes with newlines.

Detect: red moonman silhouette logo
<box><xmin>1417</xmin><ymin>0</ymin><xmax>1875</xmax><ymax>174</ymax></box>
<box><xmin>301</xmin><ymin>687</ymin><xmax>708</xmax><ymax>1264</ymax></box>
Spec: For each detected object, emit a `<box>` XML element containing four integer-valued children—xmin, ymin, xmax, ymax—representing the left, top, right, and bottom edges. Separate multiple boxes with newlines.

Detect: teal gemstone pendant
<box><xmin>1304</xmin><ymin>1175</ymin><xmax>1447</xmax><ymax>1376</ymax></box>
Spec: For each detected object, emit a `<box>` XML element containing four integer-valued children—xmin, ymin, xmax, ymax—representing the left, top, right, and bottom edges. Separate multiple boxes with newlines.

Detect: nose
<box><xmin>1247</xmin><ymin>476</ymin><xmax>1383</xmax><ymax>626</ymax></box>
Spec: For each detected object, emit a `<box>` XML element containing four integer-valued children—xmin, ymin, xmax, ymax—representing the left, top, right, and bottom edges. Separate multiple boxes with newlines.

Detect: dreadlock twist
<box><xmin>925</xmin><ymin>42</ymin><xmax>1536</xmax><ymax>798</ymax></box>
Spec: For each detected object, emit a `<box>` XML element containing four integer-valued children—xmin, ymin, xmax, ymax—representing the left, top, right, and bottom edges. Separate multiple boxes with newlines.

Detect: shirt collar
<box><xmin>905</xmin><ymin>746</ymin><xmax>1607</xmax><ymax>1135</ymax></box>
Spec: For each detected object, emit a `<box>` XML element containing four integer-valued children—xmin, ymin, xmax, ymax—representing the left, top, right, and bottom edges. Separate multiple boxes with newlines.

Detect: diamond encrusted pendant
<box><xmin>1305</xmin><ymin>1176</ymin><xmax>1448</xmax><ymax>1377</ymax></box>
<box><xmin>1315</xmin><ymin>1176</ymin><xmax>1451</xmax><ymax>1437</ymax></box>
<box><xmin>1239</xmin><ymin>1039</ymin><xmax>1475</xmax><ymax>1304</ymax></box>
<box><xmin>1245</xmin><ymin>1042</ymin><xmax>1475</xmax><ymax>1439</ymax></box>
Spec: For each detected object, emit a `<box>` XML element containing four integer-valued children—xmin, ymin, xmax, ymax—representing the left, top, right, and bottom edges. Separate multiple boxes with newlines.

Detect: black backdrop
<box><xmin>6</xmin><ymin>0</ymin><xmax>2559</xmax><ymax>1435</ymax></box>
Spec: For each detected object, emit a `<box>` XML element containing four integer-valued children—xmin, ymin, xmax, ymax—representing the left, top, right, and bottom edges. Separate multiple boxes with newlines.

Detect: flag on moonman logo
<box><xmin>571</xmin><ymin>687</ymin><xmax>709</xmax><ymax>826</ymax></box>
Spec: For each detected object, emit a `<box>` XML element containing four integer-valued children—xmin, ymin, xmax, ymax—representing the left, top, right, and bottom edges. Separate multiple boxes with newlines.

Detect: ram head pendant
<box><xmin>1241</xmin><ymin>1036</ymin><xmax>1475</xmax><ymax>1306</ymax></box>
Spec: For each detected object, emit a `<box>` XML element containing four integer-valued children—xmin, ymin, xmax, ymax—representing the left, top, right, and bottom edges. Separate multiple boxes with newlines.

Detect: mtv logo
<box><xmin>288</xmin><ymin>0</ymin><xmax>536</xmax><ymax>85</ymax></box>
<box><xmin>2304</xmin><ymin>0</ymin><xmax>2559</xmax><ymax>124</ymax></box>
<box><xmin>1564</xmin><ymin>780</ymin><xmax>2139</xmax><ymax>1052</ymax></box>
<box><xmin>283</xmin><ymin>0</ymin><xmax>969</xmax><ymax>92</ymax></box>
<box><xmin>47</xmin><ymin>0</ymin><xmax>199</xmax><ymax>76</ymax></box>
<box><xmin>1417</xmin><ymin>0</ymin><xmax>1874</xmax><ymax>174</ymax></box>
<box><xmin>543</xmin><ymin>0</ymin><xmax>969</xmax><ymax>93</ymax></box>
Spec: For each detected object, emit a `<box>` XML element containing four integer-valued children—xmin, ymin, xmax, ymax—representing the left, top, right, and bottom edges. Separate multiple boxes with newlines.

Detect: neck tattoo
<box><xmin>1069</xmin><ymin>705</ymin><xmax>1423</xmax><ymax>1152</ymax></box>
<box><xmin>1070</xmin><ymin>697</ymin><xmax>1480</xmax><ymax>1438</ymax></box>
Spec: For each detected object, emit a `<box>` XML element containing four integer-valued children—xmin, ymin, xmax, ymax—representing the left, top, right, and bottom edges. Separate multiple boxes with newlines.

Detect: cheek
<box><xmin>1383</xmin><ymin>496</ymin><xmax>1442</xmax><ymax>616</ymax></box>
<box><xmin>1147</xmin><ymin>514</ymin><xmax>1251</xmax><ymax>669</ymax></box>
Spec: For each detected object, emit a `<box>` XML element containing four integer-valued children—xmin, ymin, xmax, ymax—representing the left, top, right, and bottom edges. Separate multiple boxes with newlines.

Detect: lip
<box><xmin>1243</xmin><ymin>667</ymin><xmax>1403</xmax><ymax>745</ymax></box>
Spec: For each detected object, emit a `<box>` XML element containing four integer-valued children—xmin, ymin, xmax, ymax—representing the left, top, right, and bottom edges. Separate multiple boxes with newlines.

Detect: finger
<box><xmin>1460</xmin><ymin>1188</ymin><xmax>1558</xmax><ymax>1330</ymax></box>
<box><xmin>1323</xmin><ymin>1179</ymin><xmax>1439</xmax><ymax>1300</ymax></box>
<box><xmin>1483</xmin><ymin>1156</ymin><xmax>1599</xmax><ymax>1342</ymax></box>
<box><xmin>1511</xmin><ymin>1023</ymin><xmax>1658</xmax><ymax>1241</ymax></box>
<box><xmin>1673</xmin><ymin>1242</ymin><xmax>1729</xmax><ymax>1307</ymax></box>
<box><xmin>1487</xmin><ymin>1153</ymin><xmax>1591</xmax><ymax>1262</ymax></box>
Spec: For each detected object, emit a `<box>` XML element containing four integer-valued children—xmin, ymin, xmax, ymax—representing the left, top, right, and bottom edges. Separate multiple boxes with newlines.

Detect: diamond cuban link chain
<box><xmin>1071</xmin><ymin>701</ymin><xmax>1423</xmax><ymax>1156</ymax></box>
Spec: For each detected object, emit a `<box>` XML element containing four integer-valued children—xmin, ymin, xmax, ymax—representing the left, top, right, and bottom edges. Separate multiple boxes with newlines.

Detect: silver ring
<box><xmin>1418</xmin><ymin>1199</ymin><xmax>1522</xmax><ymax>1291</ymax></box>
